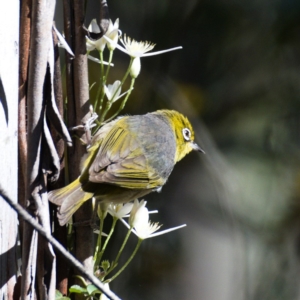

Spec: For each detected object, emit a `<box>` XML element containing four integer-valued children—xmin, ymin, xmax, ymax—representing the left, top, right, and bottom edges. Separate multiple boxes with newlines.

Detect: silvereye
<box><xmin>48</xmin><ymin>109</ymin><xmax>203</xmax><ymax>225</ymax></box>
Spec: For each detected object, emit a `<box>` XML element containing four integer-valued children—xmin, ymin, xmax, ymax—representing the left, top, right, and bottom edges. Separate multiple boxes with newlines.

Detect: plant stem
<box><xmin>105</xmin><ymin>227</ymin><xmax>133</xmax><ymax>276</ymax></box>
<box><xmin>98</xmin><ymin>50</ymin><xmax>114</xmax><ymax>113</ymax></box>
<box><xmin>99</xmin><ymin>50</ymin><xmax>105</xmax><ymax>80</ymax></box>
<box><xmin>67</xmin><ymin>222</ymin><xmax>73</xmax><ymax>252</ymax></box>
<box><xmin>94</xmin><ymin>50</ymin><xmax>104</xmax><ymax>113</ymax></box>
<box><xmin>104</xmin><ymin>51</ymin><xmax>113</xmax><ymax>84</ymax></box>
<box><xmin>100</xmin><ymin>57</ymin><xmax>134</xmax><ymax>123</ymax></box>
<box><xmin>93</xmin><ymin>214</ymin><xmax>105</xmax><ymax>270</ymax></box>
<box><xmin>107</xmin><ymin>238</ymin><xmax>143</xmax><ymax>282</ymax></box>
<box><xmin>97</xmin><ymin>217</ymin><xmax>118</xmax><ymax>265</ymax></box>
<box><xmin>104</xmin><ymin>78</ymin><xmax>135</xmax><ymax>123</ymax></box>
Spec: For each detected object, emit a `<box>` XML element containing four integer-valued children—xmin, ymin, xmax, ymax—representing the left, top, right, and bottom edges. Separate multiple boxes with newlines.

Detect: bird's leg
<box><xmin>72</xmin><ymin>200</ymin><xmax>105</xmax><ymax>230</ymax></box>
<box><xmin>69</xmin><ymin>105</ymin><xmax>99</xmax><ymax>147</ymax></box>
<box><xmin>73</xmin><ymin>201</ymin><xmax>100</xmax><ymax>229</ymax></box>
<box><xmin>73</xmin><ymin>200</ymin><xmax>101</xmax><ymax>230</ymax></box>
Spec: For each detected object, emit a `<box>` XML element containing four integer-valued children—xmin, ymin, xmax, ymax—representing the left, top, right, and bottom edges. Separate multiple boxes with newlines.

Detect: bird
<box><xmin>48</xmin><ymin>109</ymin><xmax>204</xmax><ymax>225</ymax></box>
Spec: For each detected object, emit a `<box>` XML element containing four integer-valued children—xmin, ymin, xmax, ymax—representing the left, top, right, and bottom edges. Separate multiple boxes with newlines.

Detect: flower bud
<box><xmin>130</xmin><ymin>57</ymin><xmax>141</xmax><ymax>78</ymax></box>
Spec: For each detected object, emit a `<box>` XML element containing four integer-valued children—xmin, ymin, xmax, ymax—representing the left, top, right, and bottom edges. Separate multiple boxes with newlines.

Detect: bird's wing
<box><xmin>88</xmin><ymin>125</ymin><xmax>165</xmax><ymax>189</ymax></box>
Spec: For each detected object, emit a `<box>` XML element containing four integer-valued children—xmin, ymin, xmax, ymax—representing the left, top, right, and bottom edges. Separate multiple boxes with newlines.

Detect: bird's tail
<box><xmin>48</xmin><ymin>178</ymin><xmax>93</xmax><ymax>226</ymax></box>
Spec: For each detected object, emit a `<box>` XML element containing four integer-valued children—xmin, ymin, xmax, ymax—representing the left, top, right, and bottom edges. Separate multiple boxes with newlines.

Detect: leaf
<box><xmin>69</xmin><ymin>285</ymin><xmax>87</xmax><ymax>294</ymax></box>
<box><xmin>87</xmin><ymin>284</ymin><xmax>101</xmax><ymax>295</ymax></box>
<box><xmin>55</xmin><ymin>290</ymin><xmax>71</xmax><ymax>300</ymax></box>
<box><xmin>55</xmin><ymin>290</ymin><xmax>63</xmax><ymax>298</ymax></box>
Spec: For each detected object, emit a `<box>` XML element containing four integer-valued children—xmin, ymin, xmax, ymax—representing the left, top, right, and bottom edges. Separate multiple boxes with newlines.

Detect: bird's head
<box><xmin>157</xmin><ymin>110</ymin><xmax>204</xmax><ymax>162</ymax></box>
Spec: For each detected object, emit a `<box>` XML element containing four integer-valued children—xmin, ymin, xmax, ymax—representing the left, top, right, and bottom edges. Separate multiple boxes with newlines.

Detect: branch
<box><xmin>0</xmin><ymin>186</ymin><xmax>121</xmax><ymax>300</ymax></box>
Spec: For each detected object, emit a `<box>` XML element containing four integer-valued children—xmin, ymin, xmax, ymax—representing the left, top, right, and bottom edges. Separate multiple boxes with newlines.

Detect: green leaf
<box><xmin>55</xmin><ymin>290</ymin><xmax>71</xmax><ymax>300</ymax></box>
<box><xmin>69</xmin><ymin>285</ymin><xmax>87</xmax><ymax>294</ymax></box>
<box><xmin>55</xmin><ymin>290</ymin><xmax>63</xmax><ymax>298</ymax></box>
<box><xmin>87</xmin><ymin>284</ymin><xmax>101</xmax><ymax>295</ymax></box>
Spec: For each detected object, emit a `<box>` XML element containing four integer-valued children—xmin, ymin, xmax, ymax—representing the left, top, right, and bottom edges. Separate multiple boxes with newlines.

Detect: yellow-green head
<box><xmin>154</xmin><ymin>110</ymin><xmax>204</xmax><ymax>162</ymax></box>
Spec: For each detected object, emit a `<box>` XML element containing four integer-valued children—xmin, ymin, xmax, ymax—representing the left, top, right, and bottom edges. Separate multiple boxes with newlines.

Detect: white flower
<box><xmin>120</xmin><ymin>35</ymin><xmax>155</xmax><ymax>57</ymax></box>
<box><xmin>130</xmin><ymin>57</ymin><xmax>141</xmax><ymax>78</ymax></box>
<box><xmin>125</xmin><ymin>200</ymin><xmax>187</xmax><ymax>240</ymax></box>
<box><xmin>106</xmin><ymin>19</ymin><xmax>120</xmax><ymax>51</ymax></box>
<box><xmin>103</xmin><ymin>80</ymin><xmax>132</xmax><ymax>103</ymax></box>
<box><xmin>132</xmin><ymin>206</ymin><xmax>162</xmax><ymax>239</ymax></box>
<box><xmin>107</xmin><ymin>202</ymin><xmax>133</xmax><ymax>219</ymax></box>
<box><xmin>86</xmin><ymin>19</ymin><xmax>106</xmax><ymax>52</ymax></box>
<box><xmin>132</xmin><ymin>206</ymin><xmax>149</xmax><ymax>229</ymax></box>
<box><xmin>103</xmin><ymin>34</ymin><xmax>182</xmax><ymax>58</ymax></box>
<box><xmin>129</xmin><ymin>199</ymin><xmax>147</xmax><ymax>227</ymax></box>
<box><xmin>86</xmin><ymin>18</ymin><xmax>120</xmax><ymax>52</ymax></box>
<box><xmin>104</xmin><ymin>80</ymin><xmax>121</xmax><ymax>101</ymax></box>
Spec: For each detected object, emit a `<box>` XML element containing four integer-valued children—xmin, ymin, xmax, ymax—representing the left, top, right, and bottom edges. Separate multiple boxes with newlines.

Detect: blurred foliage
<box><xmin>55</xmin><ymin>0</ymin><xmax>300</xmax><ymax>299</ymax></box>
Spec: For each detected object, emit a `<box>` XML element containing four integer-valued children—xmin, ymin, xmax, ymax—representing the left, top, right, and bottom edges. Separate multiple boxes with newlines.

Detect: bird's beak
<box><xmin>191</xmin><ymin>142</ymin><xmax>205</xmax><ymax>154</ymax></box>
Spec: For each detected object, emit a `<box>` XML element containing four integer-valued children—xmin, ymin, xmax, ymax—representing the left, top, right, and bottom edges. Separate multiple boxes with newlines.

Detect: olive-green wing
<box><xmin>88</xmin><ymin>125</ymin><xmax>165</xmax><ymax>189</ymax></box>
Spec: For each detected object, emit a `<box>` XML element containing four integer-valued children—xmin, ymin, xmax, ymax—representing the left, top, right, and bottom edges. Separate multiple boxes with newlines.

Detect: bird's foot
<box><xmin>69</xmin><ymin>105</ymin><xmax>99</xmax><ymax>146</ymax></box>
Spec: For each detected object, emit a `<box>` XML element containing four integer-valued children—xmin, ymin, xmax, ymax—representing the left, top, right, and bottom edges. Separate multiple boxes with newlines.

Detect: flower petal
<box><xmin>88</xmin><ymin>19</ymin><xmax>101</xmax><ymax>33</ymax></box>
<box><xmin>129</xmin><ymin>199</ymin><xmax>147</xmax><ymax>226</ymax></box>
<box><xmin>107</xmin><ymin>202</ymin><xmax>134</xmax><ymax>218</ymax></box>
<box><xmin>117</xmin><ymin>202</ymin><xmax>134</xmax><ymax>216</ymax></box>
<box><xmin>87</xmin><ymin>55</ymin><xmax>114</xmax><ymax>66</ymax></box>
<box><xmin>103</xmin><ymin>35</ymin><xmax>182</xmax><ymax>58</ymax></box>
<box><xmin>53</xmin><ymin>26</ymin><xmax>75</xmax><ymax>57</ymax></box>
<box><xmin>111</xmin><ymin>87</ymin><xmax>134</xmax><ymax>103</ymax></box>
<box><xmin>104</xmin><ymin>80</ymin><xmax>121</xmax><ymax>101</ymax></box>
<box><xmin>103</xmin><ymin>35</ymin><xmax>129</xmax><ymax>55</ymax></box>
<box><xmin>146</xmin><ymin>224</ymin><xmax>186</xmax><ymax>238</ymax></box>
<box><xmin>132</xmin><ymin>206</ymin><xmax>149</xmax><ymax>230</ymax></box>
<box><xmin>141</xmin><ymin>46</ymin><xmax>183</xmax><ymax>57</ymax></box>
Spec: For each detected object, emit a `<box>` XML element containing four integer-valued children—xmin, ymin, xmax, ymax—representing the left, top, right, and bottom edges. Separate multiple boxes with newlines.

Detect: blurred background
<box><xmin>56</xmin><ymin>0</ymin><xmax>300</xmax><ymax>299</ymax></box>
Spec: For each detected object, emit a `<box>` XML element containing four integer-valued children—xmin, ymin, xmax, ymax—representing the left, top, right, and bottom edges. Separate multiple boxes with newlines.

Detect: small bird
<box><xmin>48</xmin><ymin>110</ymin><xmax>204</xmax><ymax>225</ymax></box>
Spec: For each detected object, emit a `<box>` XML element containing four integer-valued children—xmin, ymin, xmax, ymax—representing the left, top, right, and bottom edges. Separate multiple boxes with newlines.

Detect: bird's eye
<box><xmin>182</xmin><ymin>128</ymin><xmax>191</xmax><ymax>141</ymax></box>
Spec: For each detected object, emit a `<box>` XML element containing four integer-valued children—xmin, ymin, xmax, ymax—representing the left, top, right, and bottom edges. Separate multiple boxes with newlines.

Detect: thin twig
<box><xmin>0</xmin><ymin>186</ymin><xmax>121</xmax><ymax>300</ymax></box>
<box><xmin>71</xmin><ymin>0</ymin><xmax>94</xmax><ymax>274</ymax></box>
<box><xmin>18</xmin><ymin>0</ymin><xmax>31</xmax><ymax>190</ymax></box>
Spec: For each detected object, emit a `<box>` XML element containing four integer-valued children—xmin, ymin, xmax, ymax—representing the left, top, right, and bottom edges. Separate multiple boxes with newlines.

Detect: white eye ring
<box><xmin>182</xmin><ymin>128</ymin><xmax>191</xmax><ymax>141</ymax></box>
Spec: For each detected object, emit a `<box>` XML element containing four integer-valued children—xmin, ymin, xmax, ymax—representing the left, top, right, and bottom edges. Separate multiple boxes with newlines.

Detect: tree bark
<box><xmin>21</xmin><ymin>0</ymin><xmax>57</xmax><ymax>298</ymax></box>
<box><xmin>73</xmin><ymin>0</ymin><xmax>94</xmax><ymax>273</ymax></box>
